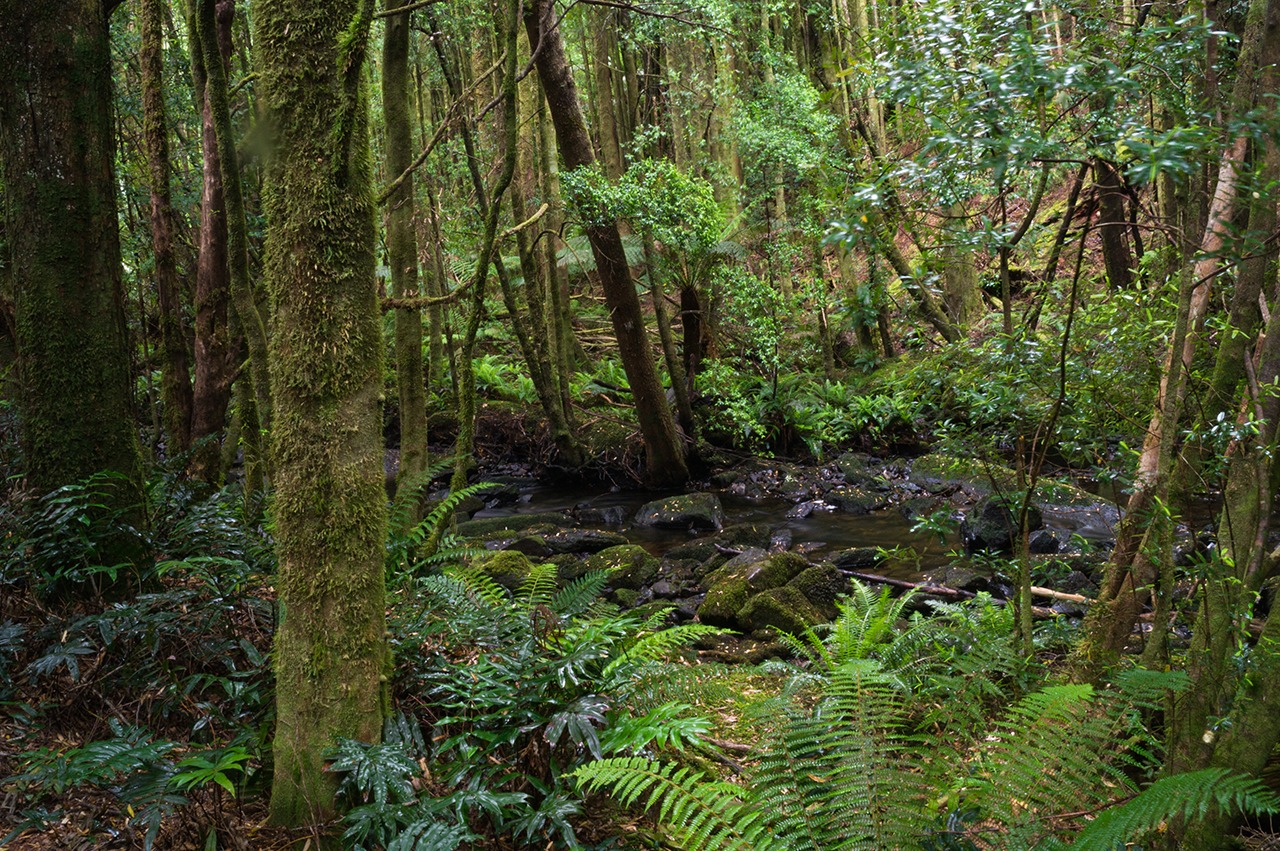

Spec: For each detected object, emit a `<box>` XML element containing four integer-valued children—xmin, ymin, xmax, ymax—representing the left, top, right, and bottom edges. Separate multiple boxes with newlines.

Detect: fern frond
<box><xmin>603</xmin><ymin>623</ymin><xmax>724</xmax><ymax>681</ymax></box>
<box><xmin>550</xmin><ymin>569</ymin><xmax>613</xmax><ymax>618</ymax></box>
<box><xmin>1075</xmin><ymin>768</ymin><xmax>1280</xmax><ymax>848</ymax></box>
<box><xmin>575</xmin><ymin>757</ymin><xmax>781</xmax><ymax>851</ymax></box>
<box><xmin>516</xmin><ymin>561</ymin><xmax>559</xmax><ymax>610</ymax></box>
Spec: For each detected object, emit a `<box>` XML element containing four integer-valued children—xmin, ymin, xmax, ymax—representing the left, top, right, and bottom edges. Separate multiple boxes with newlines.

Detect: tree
<box><xmin>0</xmin><ymin>1</ymin><xmax>141</xmax><ymax>502</ymax></box>
<box><xmin>254</xmin><ymin>0</ymin><xmax>389</xmax><ymax>830</ymax></box>
<box><xmin>524</xmin><ymin>0</ymin><xmax>690</xmax><ymax>484</ymax></box>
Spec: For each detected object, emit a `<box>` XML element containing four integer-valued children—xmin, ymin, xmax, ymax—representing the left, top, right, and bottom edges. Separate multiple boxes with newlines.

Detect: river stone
<box><xmin>826</xmin><ymin>486</ymin><xmax>884</xmax><ymax>515</ymax></box>
<box><xmin>830</xmin><ymin>546</ymin><xmax>884</xmax><ymax>571</ymax></box>
<box><xmin>475</xmin><ymin>550</ymin><xmax>535</xmax><ymax>591</ymax></box>
<box><xmin>542</xmin><ymin>528</ymin><xmax>630</xmax><ymax>554</ymax></box>
<box><xmin>586</xmin><ymin>544</ymin><xmax>660</xmax><ymax>590</ymax></box>
<box><xmin>788</xmin><ymin>564</ymin><xmax>852</xmax><ymax>620</ymax></box>
<box><xmin>963</xmin><ymin>495</ymin><xmax>1045</xmax><ymax>554</ymax></box>
<box><xmin>503</xmin><ymin>535</ymin><xmax>552</xmax><ymax>558</ymax></box>
<box><xmin>702</xmin><ymin>550</ymin><xmax>810</xmax><ymax>593</ymax></box>
<box><xmin>738</xmin><ymin>586</ymin><xmax>827</xmax><ymax>635</ymax></box>
<box><xmin>696</xmin><ymin>578</ymin><xmax>750</xmax><ymax>627</ymax></box>
<box><xmin>717</xmin><ymin>522</ymin><xmax>774</xmax><ymax>549</ymax></box>
<box><xmin>634</xmin><ymin>493</ymin><xmax>725</xmax><ymax>531</ymax></box>
<box><xmin>835</xmin><ymin>452</ymin><xmax>885</xmax><ymax>488</ymax></box>
<box><xmin>666</xmin><ymin>539</ymin><xmax>720</xmax><ymax>563</ymax></box>
<box><xmin>457</xmin><ymin>511</ymin><xmax>575</xmax><ymax>537</ymax></box>
<box><xmin>575</xmin><ymin>504</ymin><xmax>630</xmax><ymax>526</ymax></box>
<box><xmin>1028</xmin><ymin>529</ymin><xmax>1060</xmax><ymax>554</ymax></box>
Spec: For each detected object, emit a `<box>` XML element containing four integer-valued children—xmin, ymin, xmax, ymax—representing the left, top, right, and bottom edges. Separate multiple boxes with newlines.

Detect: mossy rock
<box><xmin>737</xmin><ymin>586</ymin><xmax>826</xmax><ymax>635</ymax></box>
<box><xmin>788</xmin><ymin>565</ymin><xmax>852</xmax><ymax>620</ymax></box>
<box><xmin>703</xmin><ymin>550</ymin><xmax>810</xmax><ymax>594</ymax></box>
<box><xmin>542</xmin><ymin>528</ymin><xmax>630</xmax><ymax>555</ymax></box>
<box><xmin>697</xmin><ymin>577</ymin><xmax>751</xmax><ymax>627</ymax></box>
<box><xmin>612</xmin><ymin>588</ymin><xmax>641</xmax><ymax>608</ymax></box>
<box><xmin>585</xmin><ymin>544</ymin><xmax>660</xmax><ymax>590</ymax></box>
<box><xmin>666</xmin><ymin>539</ymin><xmax>720</xmax><ymax>563</ymax></box>
<box><xmin>910</xmin><ymin>453</ymin><xmax>1096</xmax><ymax>506</ymax></box>
<box><xmin>634</xmin><ymin>492</ymin><xmax>725</xmax><ymax>531</ymax></box>
<box><xmin>456</xmin><ymin>512</ymin><xmax>575</xmax><ymax>537</ymax></box>
<box><xmin>715</xmin><ymin>522</ymin><xmax>774</xmax><ymax>549</ymax></box>
<box><xmin>962</xmin><ymin>494</ymin><xmax>1045</xmax><ymax>554</ymax></box>
<box><xmin>475</xmin><ymin>550</ymin><xmax>535</xmax><ymax>591</ymax></box>
<box><xmin>826</xmin><ymin>486</ymin><xmax>884</xmax><ymax>515</ymax></box>
<box><xmin>503</xmin><ymin>535</ymin><xmax>551</xmax><ymax>558</ymax></box>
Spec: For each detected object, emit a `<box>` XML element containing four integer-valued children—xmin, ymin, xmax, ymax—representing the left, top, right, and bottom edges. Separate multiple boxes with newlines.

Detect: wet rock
<box><xmin>674</xmin><ymin>598</ymin><xmax>701</xmax><ymax>621</ymax></box>
<box><xmin>504</xmin><ymin>535</ymin><xmax>552</xmax><ymax>558</ymax></box>
<box><xmin>575</xmin><ymin>504</ymin><xmax>630</xmax><ymax>526</ymax></box>
<box><xmin>475</xmin><ymin>550</ymin><xmax>535</xmax><ymax>591</ymax></box>
<box><xmin>634</xmin><ymin>493</ymin><xmax>725</xmax><ymax>531</ymax></box>
<box><xmin>457</xmin><ymin>511</ymin><xmax>574</xmax><ymax>537</ymax></box>
<box><xmin>586</xmin><ymin>544</ymin><xmax>660</xmax><ymax>590</ymax></box>
<box><xmin>542</xmin><ymin>528</ymin><xmax>629</xmax><ymax>555</ymax></box>
<box><xmin>666</xmin><ymin>539</ymin><xmax>720</xmax><ymax>563</ymax></box>
<box><xmin>650</xmin><ymin>579</ymin><xmax>677</xmax><ymax>598</ymax></box>
<box><xmin>482</xmin><ymin>482</ymin><xmax>522</xmax><ymax>506</ymax></box>
<box><xmin>770</xmin><ymin>528</ymin><xmax>793</xmax><ymax>551</ymax></box>
<box><xmin>613</xmin><ymin>588</ymin><xmax>641</xmax><ymax>608</ymax></box>
<box><xmin>551</xmin><ymin>554</ymin><xmax>589</xmax><ymax>584</ymax></box>
<box><xmin>702</xmin><ymin>550</ymin><xmax>810</xmax><ymax>592</ymax></box>
<box><xmin>738</xmin><ymin>586</ymin><xmax>826</xmax><ymax>635</ymax></box>
<box><xmin>697</xmin><ymin>578</ymin><xmax>751</xmax><ymax>627</ymax></box>
<box><xmin>786</xmin><ymin>500</ymin><xmax>827</xmax><ymax>519</ymax></box>
<box><xmin>830</xmin><ymin>547</ymin><xmax>885</xmax><ymax>571</ymax></box>
<box><xmin>716</xmin><ymin>523</ymin><xmax>774</xmax><ymax>550</ymax></box>
<box><xmin>835</xmin><ymin>452</ymin><xmax>883</xmax><ymax>487</ymax></box>
<box><xmin>939</xmin><ymin>564</ymin><xmax>990</xmax><ymax>594</ymax></box>
<box><xmin>962</xmin><ymin>495</ymin><xmax>1044</xmax><ymax>554</ymax></box>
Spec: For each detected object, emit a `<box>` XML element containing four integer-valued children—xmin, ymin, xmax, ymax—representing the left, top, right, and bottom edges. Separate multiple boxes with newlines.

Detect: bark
<box><xmin>1093</xmin><ymin>158</ymin><xmax>1134</xmax><ymax>290</ymax></box>
<box><xmin>525</xmin><ymin>0</ymin><xmax>689</xmax><ymax>484</ymax></box>
<box><xmin>185</xmin><ymin>0</ymin><xmax>236</xmax><ymax>483</ymax></box>
<box><xmin>940</xmin><ymin>202</ymin><xmax>982</xmax><ymax>327</ymax></box>
<box><xmin>382</xmin><ymin>0</ymin><xmax>429</xmax><ymax>510</ymax></box>
<box><xmin>591</xmin><ymin>7</ymin><xmax>624</xmax><ymax>181</ymax></box>
<box><xmin>257</xmin><ymin>0</ymin><xmax>388</xmax><ymax>830</ymax></box>
<box><xmin>142</xmin><ymin>0</ymin><xmax>195</xmax><ymax>456</ymax></box>
<box><xmin>0</xmin><ymin>0</ymin><xmax>141</xmax><ymax>499</ymax></box>
<box><xmin>198</xmin><ymin>0</ymin><xmax>272</xmax><ymax>442</ymax></box>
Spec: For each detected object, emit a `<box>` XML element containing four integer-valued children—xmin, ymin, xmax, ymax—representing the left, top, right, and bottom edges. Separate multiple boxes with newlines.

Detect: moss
<box><xmin>703</xmin><ymin>551</ymin><xmax>810</xmax><ymax>593</ymax></box>
<box><xmin>585</xmin><ymin>544</ymin><xmax>659</xmax><ymax>589</ymax></box>
<box><xmin>788</xmin><ymin>565</ymin><xmax>852</xmax><ymax>620</ymax></box>
<box><xmin>697</xmin><ymin>577</ymin><xmax>750</xmax><ymax>627</ymax></box>
<box><xmin>475</xmin><ymin>550</ymin><xmax>536</xmax><ymax>591</ymax></box>
<box><xmin>456</xmin><ymin>512</ymin><xmax>574</xmax><ymax>537</ymax></box>
<box><xmin>737</xmin><ymin>586</ymin><xmax>826</xmax><ymax>635</ymax></box>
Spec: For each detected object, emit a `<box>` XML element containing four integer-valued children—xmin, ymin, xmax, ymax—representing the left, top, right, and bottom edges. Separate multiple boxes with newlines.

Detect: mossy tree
<box><xmin>255</xmin><ymin>0</ymin><xmax>389</xmax><ymax>831</ymax></box>
<box><xmin>0</xmin><ymin>1</ymin><xmax>142</xmax><ymax>502</ymax></box>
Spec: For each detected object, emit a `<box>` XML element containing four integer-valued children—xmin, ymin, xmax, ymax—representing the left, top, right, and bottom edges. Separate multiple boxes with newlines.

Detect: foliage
<box><xmin>577</xmin><ymin>658</ymin><xmax>1276</xmax><ymax>849</ymax></box>
<box><xmin>337</xmin><ymin>564</ymin><xmax>722</xmax><ymax>848</ymax></box>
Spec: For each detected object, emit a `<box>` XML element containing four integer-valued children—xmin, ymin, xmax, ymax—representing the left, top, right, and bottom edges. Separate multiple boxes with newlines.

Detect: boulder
<box><xmin>788</xmin><ymin>564</ymin><xmax>852</xmax><ymax>620</ymax></box>
<box><xmin>829</xmin><ymin>547</ymin><xmax>884</xmax><ymax>571</ymax></box>
<box><xmin>634</xmin><ymin>492</ymin><xmax>725</xmax><ymax>531</ymax></box>
<box><xmin>542</xmin><ymin>528</ymin><xmax>630</xmax><ymax>555</ymax></box>
<box><xmin>456</xmin><ymin>511</ymin><xmax>574</xmax><ymax>537</ymax></box>
<box><xmin>475</xmin><ymin>550</ymin><xmax>535</xmax><ymax>592</ymax></box>
<box><xmin>826</xmin><ymin>486</ymin><xmax>884</xmax><ymax>514</ymax></box>
<box><xmin>585</xmin><ymin>544</ymin><xmax>660</xmax><ymax>590</ymax></box>
<box><xmin>738</xmin><ymin>586</ymin><xmax>826</xmax><ymax>635</ymax></box>
<box><xmin>702</xmin><ymin>550</ymin><xmax>809</xmax><ymax>593</ymax></box>
<box><xmin>962</xmin><ymin>495</ymin><xmax>1044</xmax><ymax>554</ymax></box>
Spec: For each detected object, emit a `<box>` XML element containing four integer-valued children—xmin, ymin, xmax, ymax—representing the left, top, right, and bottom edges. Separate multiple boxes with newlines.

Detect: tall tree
<box><xmin>0</xmin><ymin>0</ymin><xmax>141</xmax><ymax>498</ymax></box>
<box><xmin>524</xmin><ymin>0</ymin><xmax>690</xmax><ymax>484</ymax></box>
<box><xmin>381</xmin><ymin>0</ymin><xmax>430</xmax><ymax>506</ymax></box>
<box><xmin>255</xmin><ymin>0</ymin><xmax>388</xmax><ymax>830</ymax></box>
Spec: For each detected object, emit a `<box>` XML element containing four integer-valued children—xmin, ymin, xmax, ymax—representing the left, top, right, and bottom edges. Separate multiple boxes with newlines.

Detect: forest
<box><xmin>6</xmin><ymin>0</ymin><xmax>1280</xmax><ymax>847</ymax></box>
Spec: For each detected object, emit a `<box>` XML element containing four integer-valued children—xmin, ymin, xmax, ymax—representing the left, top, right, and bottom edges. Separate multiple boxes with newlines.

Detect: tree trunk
<box><xmin>381</xmin><ymin>0</ymin><xmax>429</xmax><ymax>511</ymax></box>
<box><xmin>524</xmin><ymin>0</ymin><xmax>689</xmax><ymax>484</ymax></box>
<box><xmin>142</xmin><ymin>0</ymin><xmax>195</xmax><ymax>458</ymax></box>
<box><xmin>0</xmin><ymin>0</ymin><xmax>142</xmax><ymax>501</ymax></box>
<box><xmin>256</xmin><ymin>0</ymin><xmax>388</xmax><ymax>830</ymax></box>
<box><xmin>185</xmin><ymin>0</ymin><xmax>236</xmax><ymax>484</ymax></box>
<box><xmin>1093</xmin><ymin>157</ymin><xmax>1134</xmax><ymax>290</ymax></box>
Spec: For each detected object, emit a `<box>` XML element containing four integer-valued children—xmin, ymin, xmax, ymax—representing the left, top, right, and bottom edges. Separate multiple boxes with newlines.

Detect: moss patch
<box><xmin>475</xmin><ymin>550</ymin><xmax>535</xmax><ymax>591</ymax></box>
<box><xmin>585</xmin><ymin>544</ymin><xmax>660</xmax><ymax>590</ymax></box>
<box><xmin>737</xmin><ymin>586</ymin><xmax>826</xmax><ymax>636</ymax></box>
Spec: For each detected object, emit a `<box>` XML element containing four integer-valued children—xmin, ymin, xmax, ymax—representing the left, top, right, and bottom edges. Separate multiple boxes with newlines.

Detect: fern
<box><xmin>576</xmin><ymin>757</ymin><xmax>781</xmax><ymax>851</ymax></box>
<box><xmin>386</xmin><ymin>461</ymin><xmax>495</xmax><ymax>575</ymax></box>
<box><xmin>1073</xmin><ymin>768</ymin><xmax>1280</xmax><ymax>849</ymax></box>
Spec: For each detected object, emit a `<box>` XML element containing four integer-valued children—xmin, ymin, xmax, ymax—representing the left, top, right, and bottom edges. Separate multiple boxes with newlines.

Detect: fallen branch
<box><xmin>839</xmin><ymin>569</ymin><xmax>1063</xmax><ymax>618</ymax></box>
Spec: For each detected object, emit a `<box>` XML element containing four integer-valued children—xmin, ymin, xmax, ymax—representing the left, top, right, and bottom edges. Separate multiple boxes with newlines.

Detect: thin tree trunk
<box><xmin>142</xmin><ymin>0</ymin><xmax>194</xmax><ymax>457</ymax></box>
<box><xmin>525</xmin><ymin>0</ymin><xmax>689</xmax><ymax>484</ymax></box>
<box><xmin>382</xmin><ymin>0</ymin><xmax>429</xmax><ymax>514</ymax></box>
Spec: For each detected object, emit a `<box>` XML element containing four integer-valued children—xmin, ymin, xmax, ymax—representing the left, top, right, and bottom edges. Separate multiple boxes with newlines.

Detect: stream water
<box><xmin>468</xmin><ymin>480</ymin><xmax>956</xmax><ymax>580</ymax></box>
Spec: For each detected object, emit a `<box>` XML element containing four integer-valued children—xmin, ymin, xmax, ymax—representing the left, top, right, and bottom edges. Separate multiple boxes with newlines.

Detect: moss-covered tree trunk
<box><xmin>525</xmin><ymin>0</ymin><xmax>689</xmax><ymax>484</ymax></box>
<box><xmin>0</xmin><ymin>0</ymin><xmax>141</xmax><ymax>498</ymax></box>
<box><xmin>256</xmin><ymin>0</ymin><xmax>388</xmax><ymax>830</ymax></box>
<box><xmin>381</xmin><ymin>0</ymin><xmax>429</xmax><ymax>509</ymax></box>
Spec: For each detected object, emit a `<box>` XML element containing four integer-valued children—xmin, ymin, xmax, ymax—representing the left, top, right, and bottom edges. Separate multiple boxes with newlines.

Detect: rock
<box><xmin>612</xmin><ymin>588</ymin><xmax>641</xmax><ymax>608</ymax></box>
<box><xmin>788</xmin><ymin>565</ymin><xmax>852</xmax><ymax>619</ymax></box>
<box><xmin>503</xmin><ymin>535</ymin><xmax>551</xmax><ymax>558</ymax></box>
<box><xmin>456</xmin><ymin>511</ymin><xmax>575</xmax><ymax>537</ymax></box>
<box><xmin>962</xmin><ymin>495</ymin><xmax>1044</xmax><ymax>554</ymax></box>
<box><xmin>835</xmin><ymin>451</ymin><xmax>882</xmax><ymax>486</ymax></box>
<box><xmin>475</xmin><ymin>550</ymin><xmax>535</xmax><ymax>591</ymax></box>
<box><xmin>481</xmin><ymin>482</ymin><xmax>522</xmax><ymax>506</ymax></box>
<box><xmin>551</xmin><ymin>554</ymin><xmax>590</xmax><ymax>584</ymax></box>
<box><xmin>542</xmin><ymin>529</ymin><xmax>630</xmax><ymax>555</ymax></box>
<box><xmin>575</xmin><ymin>504</ymin><xmax>630</xmax><ymax>526</ymax></box>
<box><xmin>1028</xmin><ymin>529</ymin><xmax>1060</xmax><ymax>554</ymax></box>
<box><xmin>769</xmin><ymin>528</ymin><xmax>793</xmax><ymax>551</ymax></box>
<box><xmin>738</xmin><ymin>586</ymin><xmax>826</xmax><ymax>635</ymax></box>
<box><xmin>674</xmin><ymin>598</ymin><xmax>701</xmax><ymax>621</ymax></box>
<box><xmin>716</xmin><ymin>523</ymin><xmax>774</xmax><ymax>550</ymax></box>
<box><xmin>585</xmin><ymin>544</ymin><xmax>660</xmax><ymax>590</ymax></box>
<box><xmin>666</xmin><ymin>540</ymin><xmax>720</xmax><ymax>563</ymax></box>
<box><xmin>939</xmin><ymin>564</ymin><xmax>990</xmax><ymax>594</ymax></box>
<box><xmin>826</xmin><ymin>486</ymin><xmax>884</xmax><ymax>514</ymax></box>
<box><xmin>634</xmin><ymin>493</ymin><xmax>725</xmax><ymax>531</ymax></box>
<box><xmin>702</xmin><ymin>550</ymin><xmax>810</xmax><ymax>593</ymax></box>
<box><xmin>697</xmin><ymin>579</ymin><xmax>751</xmax><ymax>627</ymax></box>
<box><xmin>830</xmin><ymin>547</ymin><xmax>884</xmax><ymax>571</ymax></box>
<box><xmin>650</xmin><ymin>580</ymin><xmax>677</xmax><ymax>598</ymax></box>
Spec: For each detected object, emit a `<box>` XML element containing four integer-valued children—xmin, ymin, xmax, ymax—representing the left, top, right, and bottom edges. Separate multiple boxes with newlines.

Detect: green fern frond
<box><xmin>550</xmin><ymin>569</ymin><xmax>614</xmax><ymax>618</ymax></box>
<box><xmin>516</xmin><ymin>561</ymin><xmax>560</xmax><ymax>609</ymax></box>
<box><xmin>575</xmin><ymin>757</ymin><xmax>781</xmax><ymax>851</ymax></box>
<box><xmin>603</xmin><ymin>623</ymin><xmax>725</xmax><ymax>681</ymax></box>
<box><xmin>1074</xmin><ymin>768</ymin><xmax>1280</xmax><ymax>849</ymax></box>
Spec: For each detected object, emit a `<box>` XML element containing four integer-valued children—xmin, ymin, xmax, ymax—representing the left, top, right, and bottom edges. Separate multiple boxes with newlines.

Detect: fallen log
<box><xmin>838</xmin><ymin>569</ymin><xmax>1076</xmax><ymax>619</ymax></box>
